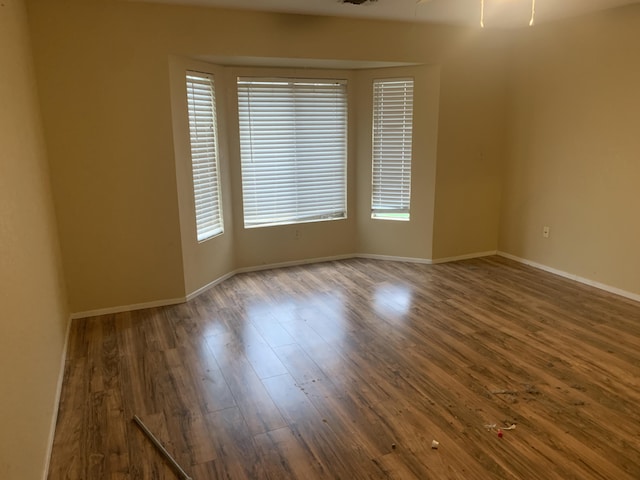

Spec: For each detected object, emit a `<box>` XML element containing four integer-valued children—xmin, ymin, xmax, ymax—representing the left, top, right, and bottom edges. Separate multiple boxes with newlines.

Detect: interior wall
<box><xmin>0</xmin><ymin>1</ymin><xmax>69</xmax><ymax>478</ymax></box>
<box><xmin>224</xmin><ymin>66</ymin><xmax>359</xmax><ymax>270</ymax></box>
<box><xmin>431</xmin><ymin>39</ymin><xmax>508</xmax><ymax>260</ymax></box>
<box><xmin>354</xmin><ymin>65</ymin><xmax>440</xmax><ymax>260</ymax></box>
<box><xmin>27</xmin><ymin>0</ymin><xmax>508</xmax><ymax>313</ymax></box>
<box><xmin>27</xmin><ymin>0</ymin><xmax>188</xmax><ymax>314</ymax></box>
<box><xmin>169</xmin><ymin>58</ymin><xmax>237</xmax><ymax>295</ymax></box>
<box><xmin>500</xmin><ymin>5</ymin><xmax>640</xmax><ymax>296</ymax></box>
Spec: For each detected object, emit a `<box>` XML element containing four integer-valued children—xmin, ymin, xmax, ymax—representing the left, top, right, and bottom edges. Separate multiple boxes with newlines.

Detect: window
<box><xmin>186</xmin><ymin>71</ymin><xmax>224</xmax><ymax>241</ymax></box>
<box><xmin>371</xmin><ymin>78</ymin><xmax>414</xmax><ymax>220</ymax></box>
<box><xmin>237</xmin><ymin>77</ymin><xmax>347</xmax><ymax>228</ymax></box>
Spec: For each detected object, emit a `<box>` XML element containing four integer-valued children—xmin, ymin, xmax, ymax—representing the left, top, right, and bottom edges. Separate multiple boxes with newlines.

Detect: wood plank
<box><xmin>261</xmin><ymin>373</ymin><xmax>388</xmax><ymax>479</ymax></box>
<box><xmin>253</xmin><ymin>427</ymin><xmax>325</xmax><ymax>480</ymax></box>
<box><xmin>206</xmin><ymin>331</ymin><xmax>288</xmax><ymax>436</ymax></box>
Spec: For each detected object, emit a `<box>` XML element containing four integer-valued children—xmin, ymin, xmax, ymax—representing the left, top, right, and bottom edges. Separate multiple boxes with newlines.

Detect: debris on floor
<box><xmin>484</xmin><ymin>422</ymin><xmax>517</xmax><ymax>437</ymax></box>
<box><xmin>133</xmin><ymin>415</ymin><xmax>193</xmax><ymax>480</ymax></box>
<box><xmin>431</xmin><ymin>440</ymin><xmax>439</xmax><ymax>449</ymax></box>
<box><xmin>491</xmin><ymin>389</ymin><xmax>518</xmax><ymax>395</ymax></box>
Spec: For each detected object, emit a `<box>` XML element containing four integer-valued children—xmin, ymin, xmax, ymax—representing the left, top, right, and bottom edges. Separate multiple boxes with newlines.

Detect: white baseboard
<box><xmin>70</xmin><ymin>297</ymin><xmax>186</xmax><ymax>320</ymax></box>
<box><xmin>42</xmin><ymin>314</ymin><xmax>73</xmax><ymax>479</ymax></box>
<box><xmin>189</xmin><ymin>254</ymin><xmax>430</xmax><ymax>301</ymax></box>
<box><xmin>71</xmin><ymin>255</ymin><xmax>357</xmax><ymax>318</ymax></box>
<box><xmin>69</xmin><ymin>251</ymin><xmax>518</xmax><ymax>319</ymax></box>
<box><xmin>185</xmin><ymin>270</ymin><xmax>237</xmax><ymax>301</ymax></box>
<box><xmin>430</xmin><ymin>250</ymin><xmax>497</xmax><ymax>265</ymax></box>
<box><xmin>234</xmin><ymin>254</ymin><xmax>356</xmax><ymax>275</ymax></box>
<box><xmin>497</xmin><ymin>251</ymin><xmax>640</xmax><ymax>303</ymax></box>
<box><xmin>355</xmin><ymin>253</ymin><xmax>433</xmax><ymax>264</ymax></box>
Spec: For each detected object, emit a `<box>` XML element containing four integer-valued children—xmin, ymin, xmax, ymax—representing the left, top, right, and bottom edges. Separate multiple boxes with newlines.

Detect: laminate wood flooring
<box><xmin>47</xmin><ymin>256</ymin><xmax>640</xmax><ymax>479</ymax></box>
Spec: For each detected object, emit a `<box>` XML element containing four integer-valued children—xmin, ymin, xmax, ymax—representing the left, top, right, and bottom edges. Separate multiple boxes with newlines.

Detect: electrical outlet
<box><xmin>543</xmin><ymin>226</ymin><xmax>550</xmax><ymax>238</ymax></box>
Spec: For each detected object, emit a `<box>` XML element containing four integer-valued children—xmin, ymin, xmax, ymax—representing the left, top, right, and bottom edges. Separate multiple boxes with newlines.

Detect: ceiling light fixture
<box><xmin>342</xmin><ymin>0</ymin><xmax>378</xmax><ymax>5</ymax></box>
<box><xmin>529</xmin><ymin>0</ymin><xmax>536</xmax><ymax>26</ymax></box>
<box><xmin>480</xmin><ymin>0</ymin><xmax>536</xmax><ymax>28</ymax></box>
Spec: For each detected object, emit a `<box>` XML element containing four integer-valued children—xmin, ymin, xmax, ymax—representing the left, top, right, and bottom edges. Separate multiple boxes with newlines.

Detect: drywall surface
<box><xmin>28</xmin><ymin>0</ymin><xmax>507</xmax><ymax>311</ymax></box>
<box><xmin>431</xmin><ymin>40</ymin><xmax>508</xmax><ymax>259</ymax></box>
<box><xmin>168</xmin><ymin>57</ymin><xmax>237</xmax><ymax>295</ymax></box>
<box><xmin>500</xmin><ymin>5</ymin><xmax>640</xmax><ymax>296</ymax></box>
<box><xmin>27</xmin><ymin>0</ymin><xmax>187</xmax><ymax>313</ymax></box>
<box><xmin>0</xmin><ymin>0</ymin><xmax>69</xmax><ymax>478</ymax></box>
<box><xmin>355</xmin><ymin>65</ymin><xmax>440</xmax><ymax>260</ymax></box>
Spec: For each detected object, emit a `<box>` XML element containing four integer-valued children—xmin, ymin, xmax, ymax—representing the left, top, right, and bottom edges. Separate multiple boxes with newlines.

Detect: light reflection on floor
<box><xmin>373</xmin><ymin>282</ymin><xmax>414</xmax><ymax>318</ymax></box>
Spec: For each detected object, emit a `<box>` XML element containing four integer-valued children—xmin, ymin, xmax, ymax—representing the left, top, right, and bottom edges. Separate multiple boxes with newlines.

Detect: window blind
<box><xmin>186</xmin><ymin>72</ymin><xmax>224</xmax><ymax>241</ymax></box>
<box><xmin>237</xmin><ymin>77</ymin><xmax>347</xmax><ymax>228</ymax></box>
<box><xmin>371</xmin><ymin>78</ymin><xmax>414</xmax><ymax>220</ymax></box>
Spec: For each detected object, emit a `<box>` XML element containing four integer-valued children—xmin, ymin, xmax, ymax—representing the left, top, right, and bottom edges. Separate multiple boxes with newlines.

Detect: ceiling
<box><xmin>131</xmin><ymin>0</ymin><xmax>640</xmax><ymax>28</ymax></box>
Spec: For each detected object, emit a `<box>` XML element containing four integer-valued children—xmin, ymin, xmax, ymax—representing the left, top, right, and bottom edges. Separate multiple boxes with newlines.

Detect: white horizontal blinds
<box><xmin>237</xmin><ymin>77</ymin><xmax>347</xmax><ymax>228</ymax></box>
<box><xmin>186</xmin><ymin>72</ymin><xmax>223</xmax><ymax>241</ymax></box>
<box><xmin>371</xmin><ymin>78</ymin><xmax>414</xmax><ymax>220</ymax></box>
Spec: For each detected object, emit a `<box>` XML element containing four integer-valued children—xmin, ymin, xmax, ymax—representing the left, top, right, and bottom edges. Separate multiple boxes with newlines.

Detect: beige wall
<box><xmin>28</xmin><ymin>0</ymin><xmax>508</xmax><ymax>312</ymax></box>
<box><xmin>27</xmin><ymin>0</ymin><xmax>187</xmax><ymax>314</ymax></box>
<box><xmin>224</xmin><ymin>66</ymin><xmax>360</xmax><ymax>270</ymax></box>
<box><xmin>432</xmin><ymin>41</ymin><xmax>508</xmax><ymax>259</ymax></box>
<box><xmin>169</xmin><ymin>58</ymin><xmax>237</xmax><ymax>295</ymax></box>
<box><xmin>355</xmin><ymin>65</ymin><xmax>440</xmax><ymax>260</ymax></box>
<box><xmin>500</xmin><ymin>5</ymin><xmax>640</xmax><ymax>296</ymax></box>
<box><xmin>0</xmin><ymin>1</ymin><xmax>69</xmax><ymax>478</ymax></box>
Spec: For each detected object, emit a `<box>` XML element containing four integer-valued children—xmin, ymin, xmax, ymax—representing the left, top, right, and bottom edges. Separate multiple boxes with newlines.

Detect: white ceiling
<box><xmin>131</xmin><ymin>0</ymin><xmax>640</xmax><ymax>28</ymax></box>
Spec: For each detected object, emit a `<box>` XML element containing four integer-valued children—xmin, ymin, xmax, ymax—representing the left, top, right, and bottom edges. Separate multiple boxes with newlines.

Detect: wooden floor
<box><xmin>48</xmin><ymin>256</ymin><xmax>640</xmax><ymax>479</ymax></box>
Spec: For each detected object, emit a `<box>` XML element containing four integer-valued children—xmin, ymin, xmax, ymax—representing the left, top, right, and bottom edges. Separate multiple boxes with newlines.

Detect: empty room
<box><xmin>2</xmin><ymin>0</ymin><xmax>640</xmax><ymax>478</ymax></box>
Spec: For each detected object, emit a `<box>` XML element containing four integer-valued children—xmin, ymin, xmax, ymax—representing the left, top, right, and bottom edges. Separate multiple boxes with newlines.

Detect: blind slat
<box><xmin>371</xmin><ymin>78</ymin><xmax>414</xmax><ymax>220</ymax></box>
<box><xmin>238</xmin><ymin>77</ymin><xmax>347</xmax><ymax>228</ymax></box>
<box><xmin>186</xmin><ymin>71</ymin><xmax>224</xmax><ymax>241</ymax></box>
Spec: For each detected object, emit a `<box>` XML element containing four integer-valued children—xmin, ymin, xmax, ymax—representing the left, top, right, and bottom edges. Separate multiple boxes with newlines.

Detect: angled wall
<box><xmin>0</xmin><ymin>1</ymin><xmax>69</xmax><ymax>478</ymax></box>
<box><xmin>500</xmin><ymin>5</ymin><xmax>640</xmax><ymax>297</ymax></box>
<box><xmin>28</xmin><ymin>0</ymin><xmax>508</xmax><ymax>313</ymax></box>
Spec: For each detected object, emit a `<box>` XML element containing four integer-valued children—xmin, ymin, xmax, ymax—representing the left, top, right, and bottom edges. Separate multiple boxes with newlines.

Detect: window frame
<box><xmin>185</xmin><ymin>70</ymin><xmax>224</xmax><ymax>242</ymax></box>
<box><xmin>236</xmin><ymin>76</ymin><xmax>348</xmax><ymax>229</ymax></box>
<box><xmin>371</xmin><ymin>77</ymin><xmax>415</xmax><ymax>221</ymax></box>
